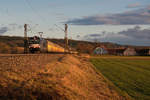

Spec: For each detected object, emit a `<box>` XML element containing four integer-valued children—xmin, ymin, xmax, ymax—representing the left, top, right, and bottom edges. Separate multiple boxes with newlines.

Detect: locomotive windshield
<box><xmin>29</xmin><ymin>36</ymin><xmax>40</xmax><ymax>44</ymax></box>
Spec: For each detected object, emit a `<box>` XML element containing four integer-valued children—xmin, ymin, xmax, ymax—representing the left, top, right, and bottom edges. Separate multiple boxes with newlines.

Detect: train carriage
<box><xmin>46</xmin><ymin>41</ymin><xmax>65</xmax><ymax>53</ymax></box>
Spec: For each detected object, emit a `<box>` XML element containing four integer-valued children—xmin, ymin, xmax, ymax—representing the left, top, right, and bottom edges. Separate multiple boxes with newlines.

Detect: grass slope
<box><xmin>90</xmin><ymin>57</ymin><xmax>150</xmax><ymax>100</ymax></box>
<box><xmin>0</xmin><ymin>54</ymin><xmax>126</xmax><ymax>100</ymax></box>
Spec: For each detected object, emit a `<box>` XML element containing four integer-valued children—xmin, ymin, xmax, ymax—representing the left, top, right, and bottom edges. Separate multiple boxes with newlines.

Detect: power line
<box><xmin>24</xmin><ymin>0</ymin><xmax>67</xmax><ymax>36</ymax></box>
<box><xmin>24</xmin><ymin>0</ymin><xmax>47</xmax><ymax>24</ymax></box>
<box><xmin>24</xmin><ymin>0</ymin><xmax>56</xmax><ymax>36</ymax></box>
<box><xmin>27</xmin><ymin>24</ymin><xmax>39</xmax><ymax>36</ymax></box>
<box><xmin>54</xmin><ymin>24</ymin><xmax>65</xmax><ymax>32</ymax></box>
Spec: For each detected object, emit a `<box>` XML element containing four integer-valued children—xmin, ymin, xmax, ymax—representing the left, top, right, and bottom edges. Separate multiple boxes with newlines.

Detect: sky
<box><xmin>0</xmin><ymin>0</ymin><xmax>150</xmax><ymax>46</ymax></box>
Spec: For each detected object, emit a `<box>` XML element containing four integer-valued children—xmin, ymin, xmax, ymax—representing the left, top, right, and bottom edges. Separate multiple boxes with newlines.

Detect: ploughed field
<box><xmin>90</xmin><ymin>56</ymin><xmax>150</xmax><ymax>100</ymax></box>
<box><xmin>0</xmin><ymin>54</ymin><xmax>127</xmax><ymax>100</ymax></box>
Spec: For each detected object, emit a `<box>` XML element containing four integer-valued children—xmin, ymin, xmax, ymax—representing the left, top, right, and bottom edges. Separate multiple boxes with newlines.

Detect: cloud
<box><xmin>66</xmin><ymin>6</ymin><xmax>150</xmax><ymax>25</ymax></box>
<box><xmin>0</xmin><ymin>24</ymin><xmax>23</xmax><ymax>35</ymax></box>
<box><xmin>18</xmin><ymin>25</ymin><xmax>23</xmax><ymax>29</ymax></box>
<box><xmin>86</xmin><ymin>34</ymin><xmax>103</xmax><ymax>37</ymax></box>
<box><xmin>0</xmin><ymin>27</ymin><xmax>9</xmax><ymax>35</ymax></box>
<box><xmin>8</xmin><ymin>23</ymin><xmax>23</xmax><ymax>31</ymax></box>
<box><xmin>82</xmin><ymin>26</ymin><xmax>150</xmax><ymax>46</ymax></box>
<box><xmin>127</xmin><ymin>3</ymin><xmax>141</xmax><ymax>8</ymax></box>
<box><xmin>118</xmin><ymin>26</ymin><xmax>150</xmax><ymax>40</ymax></box>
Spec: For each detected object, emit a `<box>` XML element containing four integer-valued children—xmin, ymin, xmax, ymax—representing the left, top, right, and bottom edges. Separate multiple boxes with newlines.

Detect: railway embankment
<box><xmin>0</xmin><ymin>54</ymin><xmax>128</xmax><ymax>100</ymax></box>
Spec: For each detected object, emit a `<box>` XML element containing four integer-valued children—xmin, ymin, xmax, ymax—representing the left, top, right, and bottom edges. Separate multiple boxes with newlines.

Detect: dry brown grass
<box><xmin>0</xmin><ymin>54</ymin><xmax>127</xmax><ymax>100</ymax></box>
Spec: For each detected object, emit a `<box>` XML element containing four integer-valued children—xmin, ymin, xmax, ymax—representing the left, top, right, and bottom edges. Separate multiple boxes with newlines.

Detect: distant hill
<box><xmin>0</xmin><ymin>36</ymin><xmax>149</xmax><ymax>54</ymax></box>
<box><xmin>0</xmin><ymin>36</ymin><xmax>24</xmax><ymax>54</ymax></box>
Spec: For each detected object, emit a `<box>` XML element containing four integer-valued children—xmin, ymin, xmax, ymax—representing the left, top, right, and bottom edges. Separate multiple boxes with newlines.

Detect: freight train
<box><xmin>28</xmin><ymin>36</ymin><xmax>66</xmax><ymax>53</ymax></box>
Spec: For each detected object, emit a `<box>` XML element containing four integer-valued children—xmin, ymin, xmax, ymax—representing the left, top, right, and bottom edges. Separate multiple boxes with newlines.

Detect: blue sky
<box><xmin>0</xmin><ymin>0</ymin><xmax>150</xmax><ymax>45</ymax></box>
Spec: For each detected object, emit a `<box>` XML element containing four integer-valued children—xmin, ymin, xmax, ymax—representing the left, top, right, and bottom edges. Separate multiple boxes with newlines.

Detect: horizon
<box><xmin>1</xmin><ymin>35</ymin><xmax>150</xmax><ymax>47</ymax></box>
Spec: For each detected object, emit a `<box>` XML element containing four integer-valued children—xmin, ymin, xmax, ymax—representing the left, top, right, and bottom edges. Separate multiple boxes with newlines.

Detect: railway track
<box><xmin>0</xmin><ymin>53</ymin><xmax>65</xmax><ymax>57</ymax></box>
<box><xmin>0</xmin><ymin>54</ymin><xmax>65</xmax><ymax>73</ymax></box>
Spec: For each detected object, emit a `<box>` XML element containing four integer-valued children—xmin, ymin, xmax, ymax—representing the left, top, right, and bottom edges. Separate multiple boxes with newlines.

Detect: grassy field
<box><xmin>90</xmin><ymin>56</ymin><xmax>150</xmax><ymax>100</ymax></box>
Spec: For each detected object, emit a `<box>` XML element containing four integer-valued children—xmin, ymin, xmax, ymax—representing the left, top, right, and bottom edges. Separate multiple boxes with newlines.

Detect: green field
<box><xmin>90</xmin><ymin>57</ymin><xmax>150</xmax><ymax>100</ymax></box>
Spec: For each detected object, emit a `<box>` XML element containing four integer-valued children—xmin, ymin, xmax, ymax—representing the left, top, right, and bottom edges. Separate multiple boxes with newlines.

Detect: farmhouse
<box><xmin>107</xmin><ymin>48</ymin><xmax>126</xmax><ymax>56</ymax></box>
<box><xmin>93</xmin><ymin>45</ymin><xmax>149</xmax><ymax>56</ymax></box>
<box><xmin>136</xmin><ymin>48</ymin><xmax>150</xmax><ymax>56</ymax></box>
<box><xmin>107</xmin><ymin>49</ymin><xmax>116</xmax><ymax>55</ymax></box>
<box><xmin>93</xmin><ymin>47</ymin><xmax>108</xmax><ymax>55</ymax></box>
<box><xmin>107</xmin><ymin>48</ymin><xmax>137</xmax><ymax>56</ymax></box>
<box><xmin>123</xmin><ymin>48</ymin><xmax>137</xmax><ymax>56</ymax></box>
<box><xmin>115</xmin><ymin>48</ymin><xmax>126</xmax><ymax>56</ymax></box>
